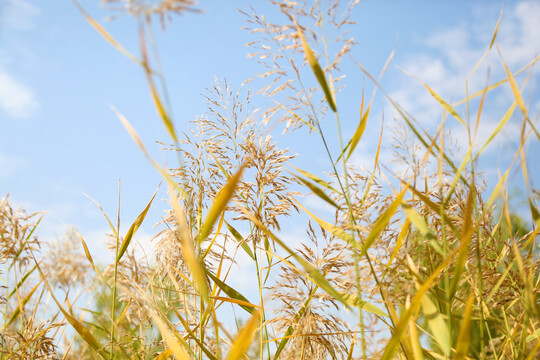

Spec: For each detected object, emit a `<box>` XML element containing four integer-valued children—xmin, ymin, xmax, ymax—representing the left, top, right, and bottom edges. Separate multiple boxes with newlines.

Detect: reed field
<box><xmin>1</xmin><ymin>0</ymin><xmax>539</xmax><ymax>359</ymax></box>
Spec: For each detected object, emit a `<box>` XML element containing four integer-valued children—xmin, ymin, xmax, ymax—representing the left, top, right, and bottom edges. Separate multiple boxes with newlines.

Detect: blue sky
<box><xmin>1</xmin><ymin>0</ymin><xmax>539</xmax><ymax>265</ymax></box>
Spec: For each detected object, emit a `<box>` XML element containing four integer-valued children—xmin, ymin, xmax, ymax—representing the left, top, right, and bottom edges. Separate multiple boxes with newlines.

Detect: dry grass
<box><xmin>1</xmin><ymin>0</ymin><xmax>539</xmax><ymax>359</ymax></box>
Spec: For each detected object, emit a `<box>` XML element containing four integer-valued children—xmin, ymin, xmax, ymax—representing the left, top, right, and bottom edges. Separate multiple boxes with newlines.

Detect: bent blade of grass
<box><xmin>293</xmin><ymin>174</ymin><xmax>340</xmax><ymax>209</ymax></box>
<box><xmin>32</xmin><ymin>253</ymin><xmax>111</xmax><ymax>359</ymax></box>
<box><xmin>401</xmin><ymin>202</ymin><xmax>435</xmax><ymax>241</ymax></box>
<box><xmin>205</xmin><ymin>269</ymin><xmax>255</xmax><ymax>315</ymax></box>
<box><xmin>226</xmin><ymin>310</ymin><xmax>261</xmax><ymax>360</ymax></box>
<box><xmin>117</xmin><ymin>187</ymin><xmax>158</xmax><ymax>262</ymax></box>
<box><xmin>454</xmin><ymin>292</ymin><xmax>475</xmax><ymax>360</ymax></box>
<box><xmin>407</xmin><ymin>182</ymin><xmax>459</xmax><ymax>238</ymax></box>
<box><xmin>359</xmin><ymin>187</ymin><xmax>407</xmax><ymax>258</ymax></box>
<box><xmin>84</xmin><ymin>193</ymin><xmax>118</xmax><ymax>237</ymax></box>
<box><xmin>402</xmin><ymin>200</ymin><xmax>445</xmax><ymax>257</ymax></box>
<box><xmin>198</xmin><ymin>163</ymin><xmax>246</xmax><ymax>243</ymax></box>
<box><xmin>71</xmin><ymin>227</ymin><xmax>109</xmax><ymax>288</ymax></box>
<box><xmin>293</xmin><ymin>18</ymin><xmax>336</xmax><ymax>112</ymax></box>
<box><xmin>225</xmin><ymin>221</ymin><xmax>255</xmax><ymax>260</ymax></box>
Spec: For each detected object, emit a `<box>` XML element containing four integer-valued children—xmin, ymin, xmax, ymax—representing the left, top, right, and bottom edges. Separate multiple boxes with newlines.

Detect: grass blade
<box><xmin>117</xmin><ymin>187</ymin><xmax>158</xmax><ymax>262</ymax></box>
<box><xmin>454</xmin><ymin>293</ymin><xmax>475</xmax><ymax>360</ymax></box>
<box><xmin>33</xmin><ymin>253</ymin><xmax>111</xmax><ymax>359</ymax></box>
<box><xmin>206</xmin><ymin>269</ymin><xmax>255</xmax><ymax>314</ymax></box>
<box><xmin>359</xmin><ymin>188</ymin><xmax>407</xmax><ymax>258</ymax></box>
<box><xmin>346</xmin><ymin>104</ymin><xmax>370</xmax><ymax>161</ymax></box>
<box><xmin>169</xmin><ymin>189</ymin><xmax>210</xmax><ymax>300</ymax></box>
<box><xmin>6</xmin><ymin>281</ymin><xmax>41</xmax><ymax>327</ymax></box>
<box><xmin>226</xmin><ymin>310</ymin><xmax>261</xmax><ymax>360</ymax></box>
<box><xmin>197</xmin><ymin>163</ymin><xmax>246</xmax><ymax>243</ymax></box>
<box><xmin>74</xmin><ymin>1</ymin><xmax>142</xmax><ymax>66</ymax></box>
<box><xmin>293</xmin><ymin>18</ymin><xmax>337</xmax><ymax>112</ymax></box>
<box><xmin>293</xmin><ymin>174</ymin><xmax>340</xmax><ymax>209</ymax></box>
<box><xmin>290</xmin><ymin>164</ymin><xmax>339</xmax><ymax>194</ymax></box>
<box><xmin>225</xmin><ymin>221</ymin><xmax>255</xmax><ymax>260</ymax></box>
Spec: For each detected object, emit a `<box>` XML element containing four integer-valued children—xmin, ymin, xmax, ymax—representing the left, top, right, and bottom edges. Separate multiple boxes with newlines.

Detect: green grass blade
<box><xmin>117</xmin><ymin>187</ymin><xmax>158</xmax><ymax>262</ymax></box>
<box><xmin>454</xmin><ymin>293</ymin><xmax>475</xmax><ymax>360</ymax></box>
<box><xmin>6</xmin><ymin>264</ymin><xmax>37</xmax><ymax>300</ymax></box>
<box><xmin>6</xmin><ymin>281</ymin><xmax>41</xmax><ymax>327</ymax></box>
<box><xmin>226</xmin><ymin>310</ymin><xmax>261</xmax><ymax>360</ymax></box>
<box><xmin>206</xmin><ymin>270</ymin><xmax>255</xmax><ymax>314</ymax></box>
<box><xmin>293</xmin><ymin>19</ymin><xmax>336</xmax><ymax>112</ymax></box>
<box><xmin>197</xmin><ymin>163</ymin><xmax>246</xmax><ymax>243</ymax></box>
<box><xmin>498</xmin><ymin>47</ymin><xmax>540</xmax><ymax>140</ymax></box>
<box><xmin>33</xmin><ymin>254</ymin><xmax>111</xmax><ymax>359</ymax></box>
<box><xmin>421</xmin><ymin>294</ymin><xmax>451</xmax><ymax>357</ymax></box>
<box><xmin>290</xmin><ymin>165</ymin><xmax>340</xmax><ymax>194</ymax></box>
<box><xmin>339</xmin><ymin>292</ymin><xmax>387</xmax><ymax>317</ymax></box>
<box><xmin>380</xmin><ymin>246</ymin><xmax>460</xmax><ymax>360</ymax></box>
<box><xmin>359</xmin><ymin>188</ymin><xmax>407</xmax><ymax>258</ymax></box>
<box><xmin>346</xmin><ymin>104</ymin><xmax>370</xmax><ymax>161</ymax></box>
<box><xmin>293</xmin><ymin>174</ymin><xmax>340</xmax><ymax>209</ymax></box>
<box><xmin>225</xmin><ymin>221</ymin><xmax>255</xmax><ymax>260</ymax></box>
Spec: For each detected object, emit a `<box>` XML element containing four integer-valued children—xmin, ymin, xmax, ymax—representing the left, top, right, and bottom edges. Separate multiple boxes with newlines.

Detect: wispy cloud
<box><xmin>0</xmin><ymin>0</ymin><xmax>40</xmax><ymax>33</ymax></box>
<box><xmin>0</xmin><ymin>0</ymin><xmax>40</xmax><ymax>119</ymax></box>
<box><xmin>388</xmin><ymin>0</ymin><xmax>540</xmax><ymax>154</ymax></box>
<box><xmin>0</xmin><ymin>66</ymin><xmax>37</xmax><ymax>118</ymax></box>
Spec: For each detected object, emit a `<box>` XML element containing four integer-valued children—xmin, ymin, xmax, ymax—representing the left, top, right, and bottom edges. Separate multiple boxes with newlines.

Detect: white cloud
<box><xmin>0</xmin><ymin>65</ymin><xmax>38</xmax><ymax>118</ymax></box>
<box><xmin>0</xmin><ymin>0</ymin><xmax>40</xmax><ymax>33</ymax></box>
<box><xmin>387</xmin><ymin>0</ymin><xmax>540</xmax><ymax>158</ymax></box>
<box><xmin>0</xmin><ymin>1</ymin><xmax>40</xmax><ymax>119</ymax></box>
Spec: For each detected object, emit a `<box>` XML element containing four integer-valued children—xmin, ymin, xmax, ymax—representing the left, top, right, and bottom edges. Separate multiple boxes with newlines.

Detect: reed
<box><xmin>1</xmin><ymin>1</ymin><xmax>538</xmax><ymax>359</ymax></box>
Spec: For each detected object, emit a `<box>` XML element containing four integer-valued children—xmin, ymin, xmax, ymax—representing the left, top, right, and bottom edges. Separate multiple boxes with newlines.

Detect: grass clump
<box><xmin>1</xmin><ymin>0</ymin><xmax>539</xmax><ymax>359</ymax></box>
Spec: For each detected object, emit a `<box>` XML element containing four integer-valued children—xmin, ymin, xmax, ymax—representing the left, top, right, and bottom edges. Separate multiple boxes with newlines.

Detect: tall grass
<box><xmin>1</xmin><ymin>0</ymin><xmax>539</xmax><ymax>359</ymax></box>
